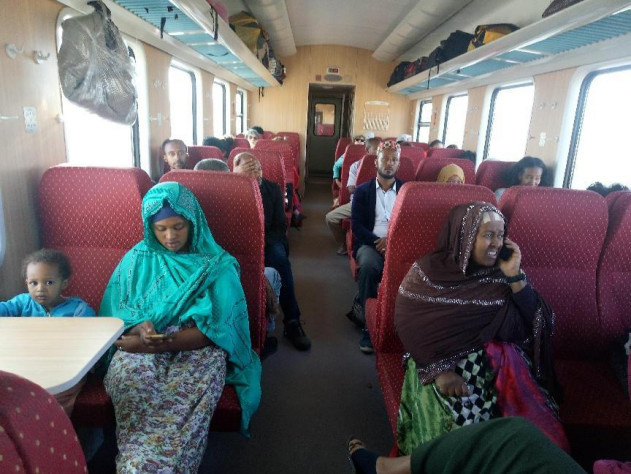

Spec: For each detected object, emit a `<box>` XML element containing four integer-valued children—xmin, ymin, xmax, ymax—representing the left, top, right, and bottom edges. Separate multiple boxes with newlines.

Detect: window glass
<box><xmin>314</xmin><ymin>103</ymin><xmax>336</xmax><ymax>136</ymax></box>
<box><xmin>235</xmin><ymin>90</ymin><xmax>245</xmax><ymax>135</ymax></box>
<box><xmin>169</xmin><ymin>65</ymin><xmax>196</xmax><ymax>145</ymax></box>
<box><xmin>566</xmin><ymin>66</ymin><xmax>631</xmax><ymax>189</ymax></box>
<box><xmin>213</xmin><ymin>81</ymin><xmax>227</xmax><ymax>136</ymax></box>
<box><xmin>415</xmin><ymin>100</ymin><xmax>432</xmax><ymax>143</ymax></box>
<box><xmin>484</xmin><ymin>84</ymin><xmax>534</xmax><ymax>161</ymax></box>
<box><xmin>443</xmin><ymin>94</ymin><xmax>468</xmax><ymax>148</ymax></box>
<box><xmin>0</xmin><ymin>190</ymin><xmax>5</xmax><ymax>267</ymax></box>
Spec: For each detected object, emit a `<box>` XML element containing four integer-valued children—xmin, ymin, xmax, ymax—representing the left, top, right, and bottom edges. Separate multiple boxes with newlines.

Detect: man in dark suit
<box><xmin>351</xmin><ymin>141</ymin><xmax>403</xmax><ymax>353</ymax></box>
<box><xmin>233</xmin><ymin>152</ymin><xmax>311</xmax><ymax>351</ymax></box>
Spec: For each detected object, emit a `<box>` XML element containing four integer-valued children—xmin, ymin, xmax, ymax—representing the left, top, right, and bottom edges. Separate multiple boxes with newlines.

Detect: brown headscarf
<box><xmin>394</xmin><ymin>202</ymin><xmax>558</xmax><ymax>395</ymax></box>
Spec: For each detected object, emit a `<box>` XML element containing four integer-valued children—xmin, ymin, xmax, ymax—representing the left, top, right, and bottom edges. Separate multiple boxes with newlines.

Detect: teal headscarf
<box><xmin>100</xmin><ymin>181</ymin><xmax>261</xmax><ymax>434</ymax></box>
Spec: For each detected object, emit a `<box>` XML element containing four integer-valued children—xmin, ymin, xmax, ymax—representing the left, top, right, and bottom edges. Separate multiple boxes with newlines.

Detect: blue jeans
<box><xmin>265</xmin><ymin>242</ymin><xmax>300</xmax><ymax>323</ymax></box>
<box><xmin>356</xmin><ymin>245</ymin><xmax>384</xmax><ymax>317</ymax></box>
<box><xmin>264</xmin><ymin>267</ymin><xmax>281</xmax><ymax>331</ymax></box>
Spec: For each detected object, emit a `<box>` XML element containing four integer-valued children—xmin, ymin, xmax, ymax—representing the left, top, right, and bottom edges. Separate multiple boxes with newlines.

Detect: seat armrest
<box><xmin>365</xmin><ymin>297</ymin><xmax>379</xmax><ymax>351</ymax></box>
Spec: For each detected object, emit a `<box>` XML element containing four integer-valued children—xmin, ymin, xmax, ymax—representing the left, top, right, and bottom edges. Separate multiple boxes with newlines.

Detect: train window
<box><xmin>484</xmin><ymin>83</ymin><xmax>534</xmax><ymax>161</ymax></box>
<box><xmin>415</xmin><ymin>100</ymin><xmax>432</xmax><ymax>143</ymax></box>
<box><xmin>169</xmin><ymin>64</ymin><xmax>197</xmax><ymax>145</ymax></box>
<box><xmin>0</xmin><ymin>190</ymin><xmax>5</xmax><ymax>268</ymax></box>
<box><xmin>565</xmin><ymin>66</ymin><xmax>631</xmax><ymax>189</ymax></box>
<box><xmin>314</xmin><ymin>103</ymin><xmax>336</xmax><ymax>136</ymax></box>
<box><xmin>235</xmin><ymin>89</ymin><xmax>246</xmax><ymax>135</ymax></box>
<box><xmin>442</xmin><ymin>94</ymin><xmax>468</xmax><ymax>148</ymax></box>
<box><xmin>213</xmin><ymin>81</ymin><xmax>227</xmax><ymax>136</ymax></box>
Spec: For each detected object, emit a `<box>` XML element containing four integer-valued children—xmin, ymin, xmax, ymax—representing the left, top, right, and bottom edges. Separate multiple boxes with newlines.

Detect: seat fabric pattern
<box><xmin>399</xmin><ymin>146</ymin><xmax>425</xmax><ymax>168</ymax></box>
<box><xmin>339</xmin><ymin>146</ymin><xmax>370</xmax><ymax>205</ymax></box>
<box><xmin>188</xmin><ymin>145</ymin><xmax>225</xmax><ymax>162</ymax></box>
<box><xmin>415</xmin><ymin>158</ymin><xmax>475</xmax><ymax>184</ymax></box>
<box><xmin>233</xmin><ymin>138</ymin><xmax>250</xmax><ymax>149</ymax></box>
<box><xmin>334</xmin><ymin>137</ymin><xmax>352</xmax><ymax>160</ymax></box>
<box><xmin>475</xmin><ymin>160</ymin><xmax>514</xmax><ymax>191</ymax></box>
<box><xmin>254</xmin><ymin>140</ymin><xmax>295</xmax><ymax>186</ymax></box>
<box><xmin>427</xmin><ymin>148</ymin><xmax>464</xmax><ymax>159</ymax></box>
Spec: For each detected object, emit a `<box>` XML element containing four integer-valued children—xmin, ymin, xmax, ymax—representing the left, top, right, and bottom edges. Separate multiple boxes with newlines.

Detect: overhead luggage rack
<box><xmin>388</xmin><ymin>0</ymin><xmax>631</xmax><ymax>96</ymax></box>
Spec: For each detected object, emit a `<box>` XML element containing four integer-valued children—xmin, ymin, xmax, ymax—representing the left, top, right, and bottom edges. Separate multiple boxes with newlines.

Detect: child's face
<box><xmin>25</xmin><ymin>262</ymin><xmax>68</xmax><ymax>310</ymax></box>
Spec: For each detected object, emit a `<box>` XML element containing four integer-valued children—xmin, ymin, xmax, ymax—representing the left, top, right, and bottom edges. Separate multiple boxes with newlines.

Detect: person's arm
<box><xmin>116</xmin><ymin>321</ymin><xmax>210</xmax><ymax>353</ymax></box>
<box><xmin>347</xmin><ymin>161</ymin><xmax>360</xmax><ymax>194</ymax></box>
<box><xmin>351</xmin><ymin>185</ymin><xmax>379</xmax><ymax>248</ymax></box>
<box><xmin>0</xmin><ymin>294</ymin><xmax>27</xmax><ymax>316</ymax></box>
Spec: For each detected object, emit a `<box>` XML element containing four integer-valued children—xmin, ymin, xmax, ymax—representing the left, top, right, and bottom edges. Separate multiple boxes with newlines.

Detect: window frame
<box><xmin>169</xmin><ymin>63</ymin><xmax>198</xmax><ymax>145</ymax></box>
<box><xmin>0</xmin><ymin>190</ymin><xmax>5</xmax><ymax>268</ymax></box>
<box><xmin>235</xmin><ymin>89</ymin><xmax>246</xmax><ymax>135</ymax></box>
<box><xmin>483</xmin><ymin>82</ymin><xmax>534</xmax><ymax>161</ymax></box>
<box><xmin>442</xmin><ymin>93</ymin><xmax>468</xmax><ymax>146</ymax></box>
<box><xmin>415</xmin><ymin>100</ymin><xmax>432</xmax><ymax>142</ymax></box>
<box><xmin>563</xmin><ymin>64</ymin><xmax>631</xmax><ymax>188</ymax></box>
<box><xmin>213</xmin><ymin>80</ymin><xmax>228</xmax><ymax>136</ymax></box>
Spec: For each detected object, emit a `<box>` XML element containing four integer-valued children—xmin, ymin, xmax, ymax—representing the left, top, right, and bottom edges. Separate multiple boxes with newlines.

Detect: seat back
<box><xmin>0</xmin><ymin>371</ymin><xmax>87</xmax><ymax>472</ymax></box>
<box><xmin>475</xmin><ymin>160</ymin><xmax>514</xmax><ymax>191</ymax></box>
<box><xmin>228</xmin><ymin>147</ymin><xmax>286</xmax><ymax>195</ymax></box>
<box><xmin>416</xmin><ymin>157</ymin><xmax>476</xmax><ymax>184</ymax></box>
<box><xmin>375</xmin><ymin>183</ymin><xmax>496</xmax><ymax>353</ymax></box>
<box><xmin>339</xmin><ymin>144</ymin><xmax>369</xmax><ymax>204</ymax></box>
<box><xmin>262</xmin><ymin>131</ymin><xmax>275</xmax><ymax>139</ymax></box>
<box><xmin>355</xmin><ymin>156</ymin><xmax>376</xmax><ymax>187</ymax></box>
<box><xmin>500</xmin><ymin>187</ymin><xmax>608</xmax><ymax>359</ymax></box>
<box><xmin>39</xmin><ymin>166</ymin><xmax>153</xmax><ymax>310</ymax></box>
<box><xmin>275</xmin><ymin>132</ymin><xmax>301</xmax><ymax>173</ymax></box>
<box><xmin>188</xmin><ymin>145</ymin><xmax>225</xmax><ymax>163</ymax></box>
<box><xmin>427</xmin><ymin>148</ymin><xmax>464</xmax><ymax>158</ymax></box>
<box><xmin>159</xmin><ymin>170</ymin><xmax>266</xmax><ymax>352</ymax></box>
<box><xmin>598</xmin><ymin>191</ymin><xmax>631</xmax><ymax>344</ymax></box>
<box><xmin>335</xmin><ymin>137</ymin><xmax>352</xmax><ymax>160</ymax></box>
<box><xmin>399</xmin><ymin>146</ymin><xmax>425</xmax><ymax>168</ymax></box>
<box><xmin>233</xmin><ymin>138</ymin><xmax>250</xmax><ymax>149</ymax></box>
<box><xmin>409</xmin><ymin>142</ymin><xmax>429</xmax><ymax>152</ymax></box>
<box><xmin>255</xmin><ymin>139</ymin><xmax>295</xmax><ymax>186</ymax></box>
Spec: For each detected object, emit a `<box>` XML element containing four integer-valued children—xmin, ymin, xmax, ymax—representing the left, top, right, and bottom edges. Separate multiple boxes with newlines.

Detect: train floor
<box><xmin>200</xmin><ymin>180</ymin><xmax>393</xmax><ymax>473</ymax></box>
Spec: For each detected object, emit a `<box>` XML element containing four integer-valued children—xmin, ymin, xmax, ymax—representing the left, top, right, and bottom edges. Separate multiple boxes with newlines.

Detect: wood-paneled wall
<box><xmin>0</xmin><ymin>0</ymin><xmax>67</xmax><ymax>299</ymax></box>
<box><xmin>249</xmin><ymin>45</ymin><xmax>412</xmax><ymax>176</ymax></box>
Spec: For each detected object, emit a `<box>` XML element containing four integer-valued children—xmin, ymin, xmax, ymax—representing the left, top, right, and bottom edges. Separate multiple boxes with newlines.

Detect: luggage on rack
<box><xmin>542</xmin><ymin>0</ymin><xmax>585</xmax><ymax>17</ymax></box>
<box><xmin>388</xmin><ymin>61</ymin><xmax>412</xmax><ymax>87</ymax></box>
<box><xmin>425</xmin><ymin>30</ymin><xmax>474</xmax><ymax>70</ymax></box>
<box><xmin>467</xmin><ymin>24</ymin><xmax>519</xmax><ymax>51</ymax></box>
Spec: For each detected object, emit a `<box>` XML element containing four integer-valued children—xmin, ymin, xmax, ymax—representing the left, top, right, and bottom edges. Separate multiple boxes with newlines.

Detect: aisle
<box><xmin>202</xmin><ymin>181</ymin><xmax>393</xmax><ymax>473</ymax></box>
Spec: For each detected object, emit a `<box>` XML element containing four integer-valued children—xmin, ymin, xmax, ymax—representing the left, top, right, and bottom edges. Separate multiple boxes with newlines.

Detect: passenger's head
<box><xmin>446</xmin><ymin>144</ymin><xmax>458</xmax><ymax>149</ymax></box>
<box><xmin>22</xmin><ymin>249</ymin><xmax>71</xmax><ymax>309</ymax></box>
<box><xmin>353</xmin><ymin>135</ymin><xmax>365</xmax><ymax>145</ymax></box>
<box><xmin>429</xmin><ymin>139</ymin><xmax>444</xmax><ymax>149</ymax></box>
<box><xmin>233</xmin><ymin>152</ymin><xmax>263</xmax><ymax>185</ymax></box>
<box><xmin>437</xmin><ymin>164</ymin><xmax>465</xmax><ymax>184</ymax></box>
<box><xmin>375</xmin><ymin>140</ymin><xmax>400</xmax><ymax>179</ymax></box>
<box><xmin>252</xmin><ymin>126</ymin><xmax>264</xmax><ymax>135</ymax></box>
<box><xmin>150</xmin><ymin>203</ymin><xmax>190</xmax><ymax>253</ymax></box>
<box><xmin>508</xmin><ymin>156</ymin><xmax>548</xmax><ymax>187</ymax></box>
<box><xmin>194</xmin><ymin>158</ymin><xmax>229</xmax><ymax>172</ymax></box>
<box><xmin>202</xmin><ymin>136</ymin><xmax>234</xmax><ymax>157</ymax></box>
<box><xmin>162</xmin><ymin>138</ymin><xmax>188</xmax><ymax>170</ymax></box>
<box><xmin>246</xmin><ymin>129</ymin><xmax>261</xmax><ymax>148</ymax></box>
<box><xmin>587</xmin><ymin>182</ymin><xmax>630</xmax><ymax>197</ymax></box>
<box><xmin>397</xmin><ymin>134</ymin><xmax>412</xmax><ymax>145</ymax></box>
<box><xmin>365</xmin><ymin>137</ymin><xmax>380</xmax><ymax>155</ymax></box>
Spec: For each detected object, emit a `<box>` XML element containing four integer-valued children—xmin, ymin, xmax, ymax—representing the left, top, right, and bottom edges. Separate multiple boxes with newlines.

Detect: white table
<box><xmin>0</xmin><ymin>317</ymin><xmax>124</xmax><ymax>394</ymax></box>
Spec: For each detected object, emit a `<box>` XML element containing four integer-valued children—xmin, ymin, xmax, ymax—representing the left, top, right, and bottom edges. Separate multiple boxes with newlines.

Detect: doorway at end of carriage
<box><xmin>306</xmin><ymin>84</ymin><xmax>355</xmax><ymax>180</ymax></box>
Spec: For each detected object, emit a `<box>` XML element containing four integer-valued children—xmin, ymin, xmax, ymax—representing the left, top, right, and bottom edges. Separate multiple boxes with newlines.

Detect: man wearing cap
<box><xmin>350</xmin><ymin>141</ymin><xmax>403</xmax><ymax>353</ymax></box>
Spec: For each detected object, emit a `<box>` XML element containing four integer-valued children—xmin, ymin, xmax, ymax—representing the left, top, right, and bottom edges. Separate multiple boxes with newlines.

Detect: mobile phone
<box><xmin>145</xmin><ymin>333</ymin><xmax>171</xmax><ymax>341</ymax></box>
<box><xmin>498</xmin><ymin>245</ymin><xmax>514</xmax><ymax>261</ymax></box>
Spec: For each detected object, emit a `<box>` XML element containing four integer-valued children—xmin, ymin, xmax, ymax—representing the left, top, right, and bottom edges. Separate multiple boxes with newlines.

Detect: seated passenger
<box><xmin>396</xmin><ymin>134</ymin><xmax>412</xmax><ymax>146</ymax></box>
<box><xmin>446</xmin><ymin>144</ymin><xmax>458</xmax><ymax>149</ymax></box>
<box><xmin>327</xmin><ymin>137</ymin><xmax>379</xmax><ymax>256</ymax></box>
<box><xmin>0</xmin><ymin>249</ymin><xmax>95</xmax><ymax>414</ymax></box>
<box><xmin>194</xmin><ymin>158</ymin><xmax>230</xmax><ymax>172</ymax></box>
<box><xmin>495</xmin><ymin>156</ymin><xmax>549</xmax><ymax>201</ymax></box>
<box><xmin>394</xmin><ymin>202</ymin><xmax>568</xmax><ymax>454</ymax></box>
<box><xmin>202</xmin><ymin>136</ymin><xmax>234</xmax><ymax>158</ymax></box>
<box><xmin>351</xmin><ymin>141</ymin><xmax>403</xmax><ymax>353</ymax></box>
<box><xmin>246</xmin><ymin>128</ymin><xmax>261</xmax><ymax>148</ymax></box>
<box><xmin>347</xmin><ymin>417</ymin><xmax>584</xmax><ymax>474</ymax></box>
<box><xmin>233</xmin><ymin>152</ymin><xmax>311</xmax><ymax>351</ymax></box>
<box><xmin>587</xmin><ymin>181</ymin><xmax>629</xmax><ymax>197</ymax></box>
<box><xmin>429</xmin><ymin>139</ymin><xmax>443</xmax><ymax>149</ymax></box>
<box><xmin>162</xmin><ymin>137</ymin><xmax>188</xmax><ymax>172</ymax></box>
<box><xmin>333</xmin><ymin>135</ymin><xmax>365</xmax><ymax>192</ymax></box>
<box><xmin>437</xmin><ymin>164</ymin><xmax>465</xmax><ymax>184</ymax></box>
<box><xmin>101</xmin><ymin>182</ymin><xmax>261</xmax><ymax>472</ymax></box>
<box><xmin>252</xmin><ymin>126</ymin><xmax>264</xmax><ymax>135</ymax></box>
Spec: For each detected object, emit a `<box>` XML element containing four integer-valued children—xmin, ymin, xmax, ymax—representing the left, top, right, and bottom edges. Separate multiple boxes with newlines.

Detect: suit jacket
<box><xmin>259</xmin><ymin>178</ymin><xmax>288</xmax><ymax>250</ymax></box>
<box><xmin>351</xmin><ymin>177</ymin><xmax>404</xmax><ymax>257</ymax></box>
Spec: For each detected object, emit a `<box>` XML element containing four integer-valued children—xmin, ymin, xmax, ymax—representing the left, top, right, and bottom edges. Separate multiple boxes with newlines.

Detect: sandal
<box><xmin>346</xmin><ymin>436</ymin><xmax>378</xmax><ymax>474</ymax></box>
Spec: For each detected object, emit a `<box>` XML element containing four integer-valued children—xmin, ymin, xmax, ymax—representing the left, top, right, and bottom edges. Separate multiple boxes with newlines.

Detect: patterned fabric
<box><xmin>427</xmin><ymin>148</ymin><xmax>464</xmax><ymax>159</ymax></box>
<box><xmin>233</xmin><ymin>138</ymin><xmax>251</xmax><ymax>149</ymax></box>
<box><xmin>355</xmin><ymin>155</ymin><xmax>416</xmax><ymax>186</ymax></box>
<box><xmin>254</xmin><ymin>140</ymin><xmax>297</xmax><ymax>185</ymax></box>
<box><xmin>416</xmin><ymin>158</ymin><xmax>475</xmax><ymax>184</ymax></box>
<box><xmin>0</xmin><ymin>294</ymin><xmax>95</xmax><ymax>317</ymax></box>
<box><xmin>339</xmin><ymin>145</ymin><xmax>369</xmax><ymax>205</ymax></box>
<box><xmin>275</xmin><ymin>132</ymin><xmax>301</xmax><ymax>172</ymax></box>
<box><xmin>475</xmin><ymin>160</ymin><xmax>514</xmax><ymax>191</ymax></box>
<box><xmin>105</xmin><ymin>333</ymin><xmax>226</xmax><ymax>473</ymax></box>
<box><xmin>335</xmin><ymin>137</ymin><xmax>353</xmax><ymax>160</ymax></box>
<box><xmin>399</xmin><ymin>146</ymin><xmax>426</xmax><ymax>167</ymax></box>
<box><xmin>160</xmin><ymin>171</ymin><xmax>266</xmax><ymax>354</ymax></box>
<box><xmin>378</xmin><ymin>140</ymin><xmax>401</xmax><ymax>155</ymax></box>
<box><xmin>0</xmin><ymin>371</ymin><xmax>87</xmax><ymax>473</ymax></box>
<box><xmin>188</xmin><ymin>145</ymin><xmax>225</xmax><ymax>161</ymax></box>
<box><xmin>228</xmin><ymin>147</ymin><xmax>287</xmax><ymax>195</ymax></box>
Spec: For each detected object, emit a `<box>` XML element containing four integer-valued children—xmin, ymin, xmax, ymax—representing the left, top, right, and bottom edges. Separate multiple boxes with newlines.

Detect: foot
<box><xmin>283</xmin><ymin>320</ymin><xmax>311</xmax><ymax>351</ymax></box>
<box><xmin>260</xmin><ymin>336</ymin><xmax>278</xmax><ymax>360</ymax></box>
<box><xmin>359</xmin><ymin>329</ymin><xmax>374</xmax><ymax>354</ymax></box>
<box><xmin>347</xmin><ymin>436</ymin><xmax>378</xmax><ymax>474</ymax></box>
<box><xmin>336</xmin><ymin>244</ymin><xmax>348</xmax><ymax>256</ymax></box>
<box><xmin>345</xmin><ymin>309</ymin><xmax>365</xmax><ymax>329</ymax></box>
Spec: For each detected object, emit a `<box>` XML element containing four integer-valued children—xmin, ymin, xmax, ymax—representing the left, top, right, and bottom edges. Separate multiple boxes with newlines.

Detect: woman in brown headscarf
<box><xmin>394</xmin><ymin>202</ymin><xmax>568</xmax><ymax>455</ymax></box>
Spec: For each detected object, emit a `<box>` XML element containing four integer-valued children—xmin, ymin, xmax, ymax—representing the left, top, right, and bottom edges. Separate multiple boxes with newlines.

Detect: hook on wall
<box><xmin>5</xmin><ymin>43</ymin><xmax>24</xmax><ymax>59</ymax></box>
<box><xmin>33</xmin><ymin>51</ymin><xmax>51</xmax><ymax>64</ymax></box>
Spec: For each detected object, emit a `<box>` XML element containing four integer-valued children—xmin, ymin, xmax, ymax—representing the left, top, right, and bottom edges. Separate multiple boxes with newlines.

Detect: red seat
<box><xmin>427</xmin><ymin>147</ymin><xmax>464</xmax><ymax>158</ymax></box>
<box><xmin>254</xmin><ymin>139</ymin><xmax>296</xmax><ymax>188</ymax></box>
<box><xmin>355</xmin><ymin>156</ymin><xmax>415</xmax><ymax>186</ymax></box>
<box><xmin>399</xmin><ymin>146</ymin><xmax>425</xmax><ymax>168</ymax></box>
<box><xmin>233</xmin><ymin>138</ymin><xmax>250</xmax><ymax>149</ymax></box>
<box><xmin>0</xmin><ymin>371</ymin><xmax>87</xmax><ymax>472</ymax></box>
<box><xmin>475</xmin><ymin>160</ymin><xmax>514</xmax><ymax>191</ymax></box>
<box><xmin>261</xmin><ymin>131</ymin><xmax>275</xmax><ymax>140</ymax></box>
<box><xmin>365</xmin><ymin>183</ymin><xmax>496</xmax><ymax>436</ymax></box>
<box><xmin>334</xmin><ymin>137</ymin><xmax>352</xmax><ymax>160</ymax></box>
<box><xmin>415</xmin><ymin>157</ymin><xmax>475</xmax><ymax>184</ymax></box>
<box><xmin>339</xmin><ymin>145</ymin><xmax>369</xmax><ymax>205</ymax></box>
<box><xmin>188</xmin><ymin>145</ymin><xmax>225</xmax><ymax>162</ymax></box>
<box><xmin>409</xmin><ymin>142</ymin><xmax>429</xmax><ymax>152</ymax></box>
<box><xmin>275</xmin><ymin>132</ymin><xmax>301</xmax><ymax>174</ymax></box>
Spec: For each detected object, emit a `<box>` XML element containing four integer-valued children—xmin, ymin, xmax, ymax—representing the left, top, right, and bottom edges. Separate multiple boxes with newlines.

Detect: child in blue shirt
<box><xmin>0</xmin><ymin>249</ymin><xmax>95</xmax><ymax>317</ymax></box>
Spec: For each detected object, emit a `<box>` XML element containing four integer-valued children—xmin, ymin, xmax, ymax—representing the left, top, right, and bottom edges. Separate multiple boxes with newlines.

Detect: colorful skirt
<box><xmin>104</xmin><ymin>336</ymin><xmax>227</xmax><ymax>473</ymax></box>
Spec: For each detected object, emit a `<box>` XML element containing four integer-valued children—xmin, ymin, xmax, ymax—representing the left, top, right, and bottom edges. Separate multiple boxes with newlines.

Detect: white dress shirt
<box><xmin>373</xmin><ymin>179</ymin><xmax>397</xmax><ymax>238</ymax></box>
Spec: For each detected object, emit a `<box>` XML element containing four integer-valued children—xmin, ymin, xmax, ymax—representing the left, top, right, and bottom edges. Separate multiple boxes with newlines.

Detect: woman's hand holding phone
<box><xmin>498</xmin><ymin>238</ymin><xmax>521</xmax><ymax>278</ymax></box>
<box><xmin>139</xmin><ymin>321</ymin><xmax>174</xmax><ymax>349</ymax></box>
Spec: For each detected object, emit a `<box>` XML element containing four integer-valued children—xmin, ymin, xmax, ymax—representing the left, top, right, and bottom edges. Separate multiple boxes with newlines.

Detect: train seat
<box><xmin>275</xmin><ymin>132</ymin><xmax>301</xmax><ymax>173</ymax></box>
<box><xmin>415</xmin><ymin>157</ymin><xmax>475</xmax><ymax>184</ymax></box>
<box><xmin>364</xmin><ymin>183</ymin><xmax>496</xmax><ymax>436</ymax></box>
<box><xmin>475</xmin><ymin>159</ymin><xmax>514</xmax><ymax>191</ymax></box>
<box><xmin>409</xmin><ymin>142</ymin><xmax>429</xmax><ymax>151</ymax></box>
<box><xmin>254</xmin><ymin>139</ymin><xmax>296</xmax><ymax>188</ymax></box>
<box><xmin>0</xmin><ymin>371</ymin><xmax>87</xmax><ymax>472</ymax></box>
<box><xmin>233</xmin><ymin>137</ymin><xmax>250</xmax><ymax>149</ymax></box>
<box><xmin>339</xmin><ymin>145</ymin><xmax>369</xmax><ymax>205</ymax></box>
<box><xmin>427</xmin><ymin>147</ymin><xmax>464</xmax><ymax>158</ymax></box>
<box><xmin>399</xmin><ymin>146</ymin><xmax>425</xmax><ymax>168</ymax></box>
<box><xmin>335</xmin><ymin>137</ymin><xmax>352</xmax><ymax>160</ymax></box>
<box><xmin>188</xmin><ymin>145</ymin><xmax>225</xmax><ymax>163</ymax></box>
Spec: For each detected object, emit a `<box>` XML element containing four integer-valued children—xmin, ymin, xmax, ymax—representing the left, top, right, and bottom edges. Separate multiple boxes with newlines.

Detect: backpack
<box><xmin>542</xmin><ymin>0</ymin><xmax>585</xmax><ymax>17</ymax></box>
<box><xmin>425</xmin><ymin>30</ymin><xmax>474</xmax><ymax>70</ymax></box>
<box><xmin>388</xmin><ymin>61</ymin><xmax>412</xmax><ymax>87</ymax></box>
<box><xmin>467</xmin><ymin>24</ymin><xmax>519</xmax><ymax>51</ymax></box>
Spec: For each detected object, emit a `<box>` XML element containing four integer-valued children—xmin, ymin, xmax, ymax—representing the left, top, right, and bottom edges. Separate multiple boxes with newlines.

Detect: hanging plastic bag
<box><xmin>58</xmin><ymin>1</ymin><xmax>137</xmax><ymax>125</ymax></box>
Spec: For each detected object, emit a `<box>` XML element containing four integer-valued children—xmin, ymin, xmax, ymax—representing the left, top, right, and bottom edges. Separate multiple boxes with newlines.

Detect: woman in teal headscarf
<box><xmin>101</xmin><ymin>181</ymin><xmax>261</xmax><ymax>472</ymax></box>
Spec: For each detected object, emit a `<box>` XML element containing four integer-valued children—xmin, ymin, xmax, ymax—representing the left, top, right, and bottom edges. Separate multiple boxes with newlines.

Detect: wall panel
<box><xmin>201</xmin><ymin>70</ymin><xmax>215</xmax><ymax>139</ymax></box>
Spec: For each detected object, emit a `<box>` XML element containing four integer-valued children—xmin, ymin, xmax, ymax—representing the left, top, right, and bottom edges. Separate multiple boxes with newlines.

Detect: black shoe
<box><xmin>283</xmin><ymin>320</ymin><xmax>311</xmax><ymax>351</ymax></box>
<box><xmin>345</xmin><ymin>309</ymin><xmax>365</xmax><ymax>329</ymax></box>
<box><xmin>260</xmin><ymin>336</ymin><xmax>278</xmax><ymax>360</ymax></box>
<box><xmin>359</xmin><ymin>330</ymin><xmax>374</xmax><ymax>354</ymax></box>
